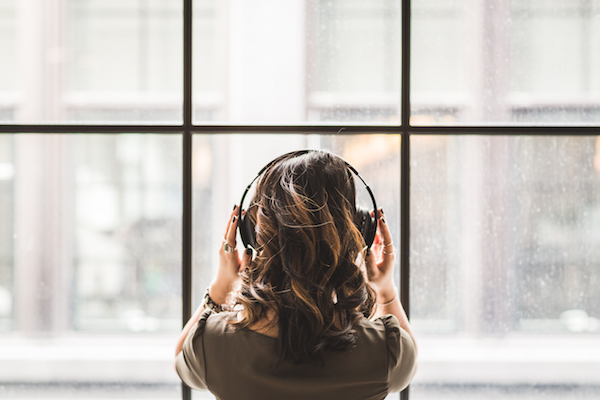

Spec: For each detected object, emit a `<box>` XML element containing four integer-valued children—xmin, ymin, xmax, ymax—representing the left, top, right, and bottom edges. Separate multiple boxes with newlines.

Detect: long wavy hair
<box><xmin>234</xmin><ymin>150</ymin><xmax>376</xmax><ymax>362</ymax></box>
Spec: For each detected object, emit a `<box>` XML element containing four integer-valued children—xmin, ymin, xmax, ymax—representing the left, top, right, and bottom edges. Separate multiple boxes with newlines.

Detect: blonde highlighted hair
<box><xmin>234</xmin><ymin>150</ymin><xmax>375</xmax><ymax>362</ymax></box>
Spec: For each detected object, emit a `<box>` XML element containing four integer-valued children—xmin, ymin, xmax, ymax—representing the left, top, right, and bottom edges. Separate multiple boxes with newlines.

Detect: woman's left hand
<box><xmin>209</xmin><ymin>205</ymin><xmax>251</xmax><ymax>304</ymax></box>
<box><xmin>365</xmin><ymin>209</ymin><xmax>397</xmax><ymax>303</ymax></box>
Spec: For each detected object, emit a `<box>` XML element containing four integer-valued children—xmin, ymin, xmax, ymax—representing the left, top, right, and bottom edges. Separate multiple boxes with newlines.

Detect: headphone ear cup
<box><xmin>239</xmin><ymin>210</ymin><xmax>257</xmax><ymax>249</ymax></box>
<box><xmin>356</xmin><ymin>206</ymin><xmax>377</xmax><ymax>248</ymax></box>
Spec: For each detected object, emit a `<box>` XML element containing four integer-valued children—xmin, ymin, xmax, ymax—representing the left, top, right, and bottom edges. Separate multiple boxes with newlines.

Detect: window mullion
<box><xmin>182</xmin><ymin>0</ymin><xmax>193</xmax><ymax>399</ymax></box>
<box><xmin>401</xmin><ymin>0</ymin><xmax>411</xmax><ymax>399</ymax></box>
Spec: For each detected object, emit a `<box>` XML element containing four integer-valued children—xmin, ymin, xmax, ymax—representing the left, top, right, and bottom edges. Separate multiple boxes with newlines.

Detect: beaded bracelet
<box><xmin>202</xmin><ymin>287</ymin><xmax>225</xmax><ymax>313</ymax></box>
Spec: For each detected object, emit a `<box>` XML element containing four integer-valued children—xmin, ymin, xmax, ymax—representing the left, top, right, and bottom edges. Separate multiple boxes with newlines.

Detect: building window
<box><xmin>0</xmin><ymin>1</ymin><xmax>599</xmax><ymax>399</ymax></box>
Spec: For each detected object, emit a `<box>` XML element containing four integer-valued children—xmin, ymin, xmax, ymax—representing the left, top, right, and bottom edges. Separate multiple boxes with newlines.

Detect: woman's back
<box><xmin>176</xmin><ymin>309</ymin><xmax>416</xmax><ymax>400</ymax></box>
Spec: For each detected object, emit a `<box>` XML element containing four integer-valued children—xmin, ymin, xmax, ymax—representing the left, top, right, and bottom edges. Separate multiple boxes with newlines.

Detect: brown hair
<box><xmin>234</xmin><ymin>150</ymin><xmax>375</xmax><ymax>362</ymax></box>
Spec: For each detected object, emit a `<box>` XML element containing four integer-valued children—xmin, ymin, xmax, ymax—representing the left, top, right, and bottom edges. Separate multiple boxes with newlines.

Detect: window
<box><xmin>1</xmin><ymin>1</ymin><xmax>599</xmax><ymax>400</ymax></box>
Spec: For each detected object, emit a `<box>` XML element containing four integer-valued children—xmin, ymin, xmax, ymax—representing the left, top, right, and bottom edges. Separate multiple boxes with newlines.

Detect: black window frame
<box><xmin>1</xmin><ymin>1</ymin><xmax>599</xmax><ymax>399</ymax></box>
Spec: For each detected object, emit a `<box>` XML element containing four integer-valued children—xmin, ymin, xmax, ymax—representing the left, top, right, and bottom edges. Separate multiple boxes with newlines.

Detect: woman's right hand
<box><xmin>210</xmin><ymin>205</ymin><xmax>252</xmax><ymax>305</ymax></box>
<box><xmin>365</xmin><ymin>209</ymin><xmax>397</xmax><ymax>303</ymax></box>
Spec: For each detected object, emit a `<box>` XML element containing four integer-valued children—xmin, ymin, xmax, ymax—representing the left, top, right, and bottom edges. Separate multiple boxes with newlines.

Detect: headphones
<box><xmin>237</xmin><ymin>150</ymin><xmax>379</xmax><ymax>250</ymax></box>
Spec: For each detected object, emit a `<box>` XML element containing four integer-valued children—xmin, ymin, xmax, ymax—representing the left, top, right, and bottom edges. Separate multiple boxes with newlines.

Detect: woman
<box><xmin>175</xmin><ymin>150</ymin><xmax>417</xmax><ymax>400</ymax></box>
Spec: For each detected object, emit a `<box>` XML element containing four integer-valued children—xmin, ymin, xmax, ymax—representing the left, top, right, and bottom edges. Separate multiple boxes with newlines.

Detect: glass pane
<box><xmin>411</xmin><ymin>135</ymin><xmax>600</xmax><ymax>399</ymax></box>
<box><xmin>0</xmin><ymin>0</ymin><xmax>16</xmax><ymax>122</ymax></box>
<box><xmin>193</xmin><ymin>0</ymin><xmax>222</xmax><ymax>122</ymax></box>
<box><xmin>0</xmin><ymin>134</ymin><xmax>181</xmax><ymax>398</ymax></box>
<box><xmin>2</xmin><ymin>1</ymin><xmax>182</xmax><ymax>124</ymax></box>
<box><xmin>0</xmin><ymin>135</ymin><xmax>13</xmax><ymax>329</ymax></box>
<box><xmin>191</xmin><ymin>134</ymin><xmax>401</xmax><ymax>302</ymax></box>
<box><xmin>193</xmin><ymin>0</ymin><xmax>400</xmax><ymax>124</ymax></box>
<box><xmin>191</xmin><ymin>134</ymin><xmax>400</xmax><ymax>399</ymax></box>
<box><xmin>412</xmin><ymin>0</ymin><xmax>600</xmax><ymax>125</ymax></box>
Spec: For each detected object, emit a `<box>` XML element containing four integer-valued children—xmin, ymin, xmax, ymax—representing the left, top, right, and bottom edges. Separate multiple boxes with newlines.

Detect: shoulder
<box><xmin>187</xmin><ymin>308</ymin><xmax>229</xmax><ymax>339</ymax></box>
<box><xmin>188</xmin><ymin>308</ymin><xmax>238</xmax><ymax>333</ymax></box>
<box><xmin>175</xmin><ymin>309</ymin><xmax>213</xmax><ymax>390</ymax></box>
<box><xmin>353</xmin><ymin>313</ymin><xmax>402</xmax><ymax>342</ymax></box>
<box><xmin>364</xmin><ymin>314</ymin><xmax>417</xmax><ymax>393</ymax></box>
<box><xmin>353</xmin><ymin>315</ymin><xmax>416</xmax><ymax>392</ymax></box>
<box><xmin>203</xmin><ymin>309</ymin><xmax>235</xmax><ymax>332</ymax></box>
<box><xmin>196</xmin><ymin>310</ymin><xmax>267</xmax><ymax>353</ymax></box>
<box><xmin>175</xmin><ymin>309</ymin><xmax>243</xmax><ymax>390</ymax></box>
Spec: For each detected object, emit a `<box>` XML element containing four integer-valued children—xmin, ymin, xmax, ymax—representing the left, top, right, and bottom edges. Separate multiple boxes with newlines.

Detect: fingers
<box><xmin>377</xmin><ymin>210</ymin><xmax>394</xmax><ymax>256</ymax></box>
<box><xmin>220</xmin><ymin>205</ymin><xmax>240</xmax><ymax>258</ymax></box>
<box><xmin>214</xmin><ymin>206</ymin><xmax>245</xmax><ymax>297</ymax></box>
<box><xmin>224</xmin><ymin>205</ymin><xmax>239</xmax><ymax>246</ymax></box>
<box><xmin>364</xmin><ymin>209</ymin><xmax>396</xmax><ymax>291</ymax></box>
<box><xmin>225</xmin><ymin>213</ymin><xmax>238</xmax><ymax>248</ymax></box>
<box><xmin>223</xmin><ymin>205</ymin><xmax>238</xmax><ymax>239</ymax></box>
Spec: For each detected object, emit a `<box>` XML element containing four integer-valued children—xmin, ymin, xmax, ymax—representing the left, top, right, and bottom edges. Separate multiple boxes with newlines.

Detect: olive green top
<box><xmin>176</xmin><ymin>309</ymin><xmax>416</xmax><ymax>400</ymax></box>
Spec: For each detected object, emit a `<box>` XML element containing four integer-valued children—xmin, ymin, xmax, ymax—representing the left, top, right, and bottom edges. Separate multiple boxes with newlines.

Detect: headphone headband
<box><xmin>237</xmin><ymin>150</ymin><xmax>379</xmax><ymax>249</ymax></box>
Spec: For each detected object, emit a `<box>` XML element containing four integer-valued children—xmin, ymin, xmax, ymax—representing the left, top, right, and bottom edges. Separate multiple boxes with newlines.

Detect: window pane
<box><xmin>192</xmin><ymin>134</ymin><xmax>401</xmax><ymax>306</ymax></box>
<box><xmin>192</xmin><ymin>134</ymin><xmax>400</xmax><ymax>400</ymax></box>
<box><xmin>412</xmin><ymin>0</ymin><xmax>600</xmax><ymax>125</ymax></box>
<box><xmin>193</xmin><ymin>0</ymin><xmax>400</xmax><ymax>124</ymax></box>
<box><xmin>193</xmin><ymin>0</ymin><xmax>222</xmax><ymax>122</ymax></box>
<box><xmin>0</xmin><ymin>0</ymin><xmax>16</xmax><ymax>122</ymax></box>
<box><xmin>1</xmin><ymin>134</ymin><xmax>181</xmax><ymax>398</ymax></box>
<box><xmin>2</xmin><ymin>1</ymin><xmax>182</xmax><ymax>124</ymax></box>
<box><xmin>0</xmin><ymin>135</ymin><xmax>13</xmax><ymax>329</ymax></box>
<box><xmin>411</xmin><ymin>135</ymin><xmax>600</xmax><ymax>399</ymax></box>
<box><xmin>307</xmin><ymin>0</ymin><xmax>400</xmax><ymax>123</ymax></box>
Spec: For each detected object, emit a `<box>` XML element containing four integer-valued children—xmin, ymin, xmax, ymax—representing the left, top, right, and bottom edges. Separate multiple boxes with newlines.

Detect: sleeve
<box><xmin>381</xmin><ymin>314</ymin><xmax>417</xmax><ymax>393</ymax></box>
<box><xmin>175</xmin><ymin>308</ymin><xmax>213</xmax><ymax>390</ymax></box>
